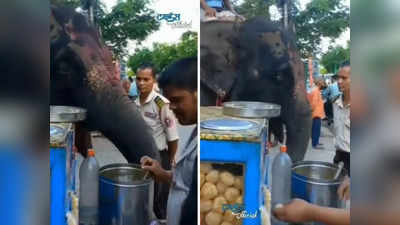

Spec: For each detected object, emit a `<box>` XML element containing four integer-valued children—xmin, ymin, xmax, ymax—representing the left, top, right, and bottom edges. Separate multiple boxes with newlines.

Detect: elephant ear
<box><xmin>200</xmin><ymin>21</ymin><xmax>240</xmax><ymax>99</ymax></box>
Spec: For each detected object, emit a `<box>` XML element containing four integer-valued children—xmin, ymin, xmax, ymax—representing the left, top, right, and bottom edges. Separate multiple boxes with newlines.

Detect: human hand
<box><xmin>205</xmin><ymin>6</ymin><xmax>217</xmax><ymax>17</ymax></box>
<box><xmin>140</xmin><ymin>156</ymin><xmax>164</xmax><ymax>181</ymax></box>
<box><xmin>273</xmin><ymin>199</ymin><xmax>313</xmax><ymax>223</ymax></box>
<box><xmin>338</xmin><ymin>176</ymin><xmax>350</xmax><ymax>201</ymax></box>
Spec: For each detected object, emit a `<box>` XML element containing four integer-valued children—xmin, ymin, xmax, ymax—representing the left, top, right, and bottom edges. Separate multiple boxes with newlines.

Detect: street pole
<box><xmin>283</xmin><ymin>2</ymin><xmax>288</xmax><ymax>28</ymax></box>
<box><xmin>89</xmin><ymin>5</ymin><xmax>94</xmax><ymax>24</ymax></box>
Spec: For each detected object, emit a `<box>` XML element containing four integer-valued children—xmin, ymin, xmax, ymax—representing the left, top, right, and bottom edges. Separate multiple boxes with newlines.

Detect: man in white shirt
<box><xmin>140</xmin><ymin>57</ymin><xmax>198</xmax><ymax>225</ymax></box>
<box><xmin>333</xmin><ymin>61</ymin><xmax>351</xmax><ymax>174</ymax></box>
<box><xmin>135</xmin><ymin>63</ymin><xmax>179</xmax><ymax>219</ymax></box>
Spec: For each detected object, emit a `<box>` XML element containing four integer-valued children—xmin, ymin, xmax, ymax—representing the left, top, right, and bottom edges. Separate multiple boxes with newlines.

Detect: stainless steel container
<box><xmin>50</xmin><ymin>105</ymin><xmax>87</xmax><ymax>123</ymax></box>
<box><xmin>222</xmin><ymin>101</ymin><xmax>281</xmax><ymax>118</ymax></box>
<box><xmin>292</xmin><ymin>161</ymin><xmax>347</xmax><ymax>225</ymax></box>
<box><xmin>99</xmin><ymin>163</ymin><xmax>154</xmax><ymax>225</ymax></box>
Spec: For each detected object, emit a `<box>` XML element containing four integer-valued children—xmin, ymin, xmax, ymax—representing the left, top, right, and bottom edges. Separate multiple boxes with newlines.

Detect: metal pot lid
<box><xmin>201</xmin><ymin>118</ymin><xmax>259</xmax><ymax>131</ymax></box>
<box><xmin>223</xmin><ymin>101</ymin><xmax>281</xmax><ymax>118</ymax></box>
<box><xmin>50</xmin><ymin>106</ymin><xmax>87</xmax><ymax>123</ymax></box>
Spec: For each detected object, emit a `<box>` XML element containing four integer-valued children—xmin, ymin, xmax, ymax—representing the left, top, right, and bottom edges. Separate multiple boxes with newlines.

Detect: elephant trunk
<box><xmin>75</xmin><ymin>85</ymin><xmax>159</xmax><ymax>164</ymax></box>
<box><xmin>283</xmin><ymin>98</ymin><xmax>312</xmax><ymax>162</ymax></box>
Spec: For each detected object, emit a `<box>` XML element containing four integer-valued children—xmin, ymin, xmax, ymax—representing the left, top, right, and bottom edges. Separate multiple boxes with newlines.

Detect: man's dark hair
<box><xmin>137</xmin><ymin>63</ymin><xmax>156</xmax><ymax>78</ymax></box>
<box><xmin>158</xmin><ymin>57</ymin><xmax>197</xmax><ymax>91</ymax></box>
<box><xmin>128</xmin><ymin>76</ymin><xmax>133</xmax><ymax>83</ymax></box>
<box><xmin>340</xmin><ymin>60</ymin><xmax>350</xmax><ymax>68</ymax></box>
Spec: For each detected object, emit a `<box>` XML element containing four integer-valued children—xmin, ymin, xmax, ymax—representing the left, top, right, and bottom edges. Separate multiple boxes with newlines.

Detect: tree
<box><xmin>232</xmin><ymin>0</ymin><xmax>349</xmax><ymax>59</ymax></box>
<box><xmin>51</xmin><ymin>0</ymin><xmax>160</xmax><ymax>58</ymax></box>
<box><xmin>127</xmin><ymin>48</ymin><xmax>153</xmax><ymax>75</ymax></box>
<box><xmin>294</xmin><ymin>0</ymin><xmax>349</xmax><ymax>57</ymax></box>
<box><xmin>127</xmin><ymin>31</ymin><xmax>198</xmax><ymax>75</ymax></box>
<box><xmin>98</xmin><ymin>0</ymin><xmax>160</xmax><ymax>57</ymax></box>
<box><xmin>320</xmin><ymin>43</ymin><xmax>350</xmax><ymax>74</ymax></box>
<box><xmin>233</xmin><ymin>0</ymin><xmax>274</xmax><ymax>20</ymax></box>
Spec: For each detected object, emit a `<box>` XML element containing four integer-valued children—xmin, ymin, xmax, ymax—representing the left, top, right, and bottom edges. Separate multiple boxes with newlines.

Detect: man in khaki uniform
<box><xmin>135</xmin><ymin>63</ymin><xmax>179</xmax><ymax>219</ymax></box>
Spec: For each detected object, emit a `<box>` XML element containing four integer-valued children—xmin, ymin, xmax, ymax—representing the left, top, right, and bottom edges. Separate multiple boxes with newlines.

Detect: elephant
<box><xmin>200</xmin><ymin>18</ymin><xmax>311</xmax><ymax>162</ymax></box>
<box><xmin>50</xmin><ymin>6</ymin><xmax>159</xmax><ymax>163</ymax></box>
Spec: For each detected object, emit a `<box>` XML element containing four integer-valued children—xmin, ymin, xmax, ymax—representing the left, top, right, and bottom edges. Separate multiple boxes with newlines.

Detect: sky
<box><xmin>104</xmin><ymin>0</ymin><xmax>198</xmax><ymax>54</ymax></box>
<box><xmin>104</xmin><ymin>0</ymin><xmax>350</xmax><ymax>55</ymax></box>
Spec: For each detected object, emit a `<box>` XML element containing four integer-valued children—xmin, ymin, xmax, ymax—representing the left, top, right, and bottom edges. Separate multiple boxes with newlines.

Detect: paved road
<box><xmin>88</xmin><ymin>124</ymin><xmax>196</xmax><ymax>167</ymax></box>
<box><xmin>86</xmin><ymin>120</ymin><xmax>334</xmax><ymax>168</ymax></box>
<box><xmin>269</xmin><ymin>121</ymin><xmax>336</xmax><ymax>163</ymax></box>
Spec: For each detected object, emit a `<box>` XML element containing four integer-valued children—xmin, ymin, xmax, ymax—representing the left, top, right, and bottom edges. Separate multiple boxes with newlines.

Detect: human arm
<box><xmin>167</xmin><ymin>140</ymin><xmax>178</xmax><ymax>164</ymax></box>
<box><xmin>200</xmin><ymin>0</ymin><xmax>217</xmax><ymax>17</ymax></box>
<box><xmin>140</xmin><ymin>156</ymin><xmax>172</xmax><ymax>184</ymax></box>
<box><xmin>223</xmin><ymin>0</ymin><xmax>234</xmax><ymax>11</ymax></box>
<box><xmin>337</xmin><ymin>176</ymin><xmax>350</xmax><ymax>201</ymax></box>
<box><xmin>273</xmin><ymin>199</ymin><xmax>350</xmax><ymax>225</ymax></box>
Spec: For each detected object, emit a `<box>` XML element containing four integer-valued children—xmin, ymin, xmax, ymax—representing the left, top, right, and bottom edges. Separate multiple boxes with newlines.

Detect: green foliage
<box><xmin>127</xmin><ymin>31</ymin><xmax>198</xmax><ymax>73</ymax></box>
<box><xmin>233</xmin><ymin>0</ymin><xmax>274</xmax><ymax>20</ymax></box>
<box><xmin>98</xmin><ymin>0</ymin><xmax>160</xmax><ymax>57</ymax></box>
<box><xmin>232</xmin><ymin>0</ymin><xmax>349</xmax><ymax>59</ymax></box>
<box><xmin>294</xmin><ymin>0</ymin><xmax>349</xmax><ymax>57</ymax></box>
<box><xmin>320</xmin><ymin>67</ymin><xmax>328</xmax><ymax>75</ymax></box>
<box><xmin>127</xmin><ymin>69</ymin><xmax>135</xmax><ymax>77</ymax></box>
<box><xmin>320</xmin><ymin>44</ymin><xmax>350</xmax><ymax>74</ymax></box>
<box><xmin>127</xmin><ymin>48</ymin><xmax>153</xmax><ymax>74</ymax></box>
<box><xmin>51</xmin><ymin>0</ymin><xmax>160</xmax><ymax>58</ymax></box>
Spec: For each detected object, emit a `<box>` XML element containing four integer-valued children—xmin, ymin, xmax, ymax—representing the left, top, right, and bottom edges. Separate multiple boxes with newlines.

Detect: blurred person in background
<box><xmin>122</xmin><ymin>79</ymin><xmax>131</xmax><ymax>95</ymax></box>
<box><xmin>135</xmin><ymin>63</ymin><xmax>179</xmax><ymax>220</ymax></box>
<box><xmin>333</xmin><ymin>62</ymin><xmax>350</xmax><ymax>174</ymax></box>
<box><xmin>322</xmin><ymin>75</ymin><xmax>342</xmax><ymax>125</ymax></box>
<box><xmin>307</xmin><ymin>78</ymin><xmax>326</xmax><ymax>149</ymax></box>
<box><xmin>128</xmin><ymin>76</ymin><xmax>138</xmax><ymax>100</ymax></box>
<box><xmin>140</xmin><ymin>57</ymin><xmax>198</xmax><ymax>225</ymax></box>
<box><xmin>153</xmin><ymin>74</ymin><xmax>161</xmax><ymax>93</ymax></box>
<box><xmin>200</xmin><ymin>0</ymin><xmax>244</xmax><ymax>21</ymax></box>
